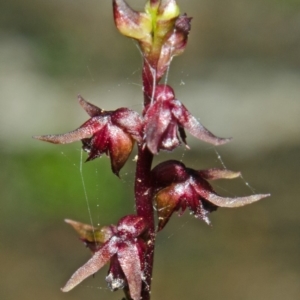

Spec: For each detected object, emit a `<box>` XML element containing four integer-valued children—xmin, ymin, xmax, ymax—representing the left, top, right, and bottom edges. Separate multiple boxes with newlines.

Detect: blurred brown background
<box><xmin>1</xmin><ymin>0</ymin><xmax>300</xmax><ymax>300</ymax></box>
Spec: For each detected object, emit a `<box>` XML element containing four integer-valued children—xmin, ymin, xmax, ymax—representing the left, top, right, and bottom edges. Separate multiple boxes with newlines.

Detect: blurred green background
<box><xmin>1</xmin><ymin>0</ymin><xmax>300</xmax><ymax>299</ymax></box>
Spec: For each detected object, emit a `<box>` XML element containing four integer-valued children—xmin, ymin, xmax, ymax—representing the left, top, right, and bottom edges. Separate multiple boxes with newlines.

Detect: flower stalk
<box><xmin>34</xmin><ymin>1</ymin><xmax>270</xmax><ymax>300</ymax></box>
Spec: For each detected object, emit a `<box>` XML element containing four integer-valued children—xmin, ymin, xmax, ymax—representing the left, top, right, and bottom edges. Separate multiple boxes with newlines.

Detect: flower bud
<box><xmin>113</xmin><ymin>0</ymin><xmax>152</xmax><ymax>51</ymax></box>
<box><xmin>157</xmin><ymin>14</ymin><xmax>192</xmax><ymax>79</ymax></box>
<box><xmin>145</xmin><ymin>0</ymin><xmax>180</xmax><ymax>50</ymax></box>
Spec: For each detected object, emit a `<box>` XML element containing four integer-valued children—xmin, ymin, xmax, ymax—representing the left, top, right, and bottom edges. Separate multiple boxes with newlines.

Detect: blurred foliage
<box><xmin>0</xmin><ymin>148</ymin><xmax>133</xmax><ymax>225</ymax></box>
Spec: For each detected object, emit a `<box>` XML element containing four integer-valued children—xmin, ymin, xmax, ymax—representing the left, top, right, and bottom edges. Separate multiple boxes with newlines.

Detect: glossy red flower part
<box><xmin>33</xmin><ymin>96</ymin><xmax>143</xmax><ymax>176</ymax></box>
<box><xmin>144</xmin><ymin>85</ymin><xmax>231</xmax><ymax>154</ymax></box>
<box><xmin>62</xmin><ymin>215</ymin><xmax>147</xmax><ymax>300</ymax></box>
<box><xmin>151</xmin><ymin>160</ymin><xmax>270</xmax><ymax>230</ymax></box>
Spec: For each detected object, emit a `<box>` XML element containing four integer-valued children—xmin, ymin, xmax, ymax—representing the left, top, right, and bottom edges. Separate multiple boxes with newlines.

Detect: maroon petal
<box><xmin>118</xmin><ymin>243</ymin><xmax>143</xmax><ymax>300</ymax></box>
<box><xmin>151</xmin><ymin>160</ymin><xmax>189</xmax><ymax>188</ymax></box>
<box><xmin>108</xmin><ymin>124</ymin><xmax>134</xmax><ymax>176</ymax></box>
<box><xmin>144</xmin><ymin>101</ymin><xmax>172</xmax><ymax>154</ymax></box>
<box><xmin>61</xmin><ymin>241</ymin><xmax>117</xmax><ymax>292</ymax></box>
<box><xmin>160</xmin><ymin>121</ymin><xmax>181</xmax><ymax>151</ymax></box>
<box><xmin>187</xmin><ymin>189</ymin><xmax>213</xmax><ymax>225</ymax></box>
<box><xmin>106</xmin><ymin>255</ymin><xmax>126</xmax><ymax>291</ymax></box>
<box><xmin>117</xmin><ymin>215</ymin><xmax>147</xmax><ymax>239</ymax></box>
<box><xmin>111</xmin><ymin>108</ymin><xmax>143</xmax><ymax>143</ymax></box>
<box><xmin>83</xmin><ymin>124</ymin><xmax>110</xmax><ymax>161</ymax></box>
<box><xmin>155</xmin><ymin>183</ymin><xmax>185</xmax><ymax>231</ymax></box>
<box><xmin>171</xmin><ymin>99</ymin><xmax>232</xmax><ymax>146</ymax></box>
<box><xmin>78</xmin><ymin>95</ymin><xmax>103</xmax><ymax>117</ymax></box>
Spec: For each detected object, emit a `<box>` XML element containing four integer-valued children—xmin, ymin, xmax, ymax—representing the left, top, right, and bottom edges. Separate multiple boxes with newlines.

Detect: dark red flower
<box><xmin>144</xmin><ymin>85</ymin><xmax>231</xmax><ymax>154</ymax></box>
<box><xmin>34</xmin><ymin>96</ymin><xmax>143</xmax><ymax>176</ymax></box>
<box><xmin>62</xmin><ymin>215</ymin><xmax>147</xmax><ymax>300</ymax></box>
<box><xmin>150</xmin><ymin>160</ymin><xmax>270</xmax><ymax>230</ymax></box>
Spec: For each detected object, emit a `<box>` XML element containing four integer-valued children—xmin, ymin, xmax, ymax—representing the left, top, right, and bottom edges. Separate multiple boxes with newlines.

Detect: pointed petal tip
<box><xmin>77</xmin><ymin>95</ymin><xmax>85</xmax><ymax>105</ymax></box>
<box><xmin>61</xmin><ymin>277</ymin><xmax>77</xmax><ymax>292</ymax></box>
<box><xmin>64</xmin><ymin>219</ymin><xmax>78</xmax><ymax>226</ymax></box>
<box><xmin>236</xmin><ymin>171</ymin><xmax>242</xmax><ymax>178</ymax></box>
<box><xmin>157</xmin><ymin>223</ymin><xmax>165</xmax><ymax>232</ymax></box>
<box><xmin>61</xmin><ymin>286</ymin><xmax>70</xmax><ymax>293</ymax></box>
<box><xmin>146</xmin><ymin>143</ymin><xmax>159</xmax><ymax>155</ymax></box>
<box><xmin>60</xmin><ymin>246</ymin><xmax>113</xmax><ymax>293</ymax></box>
<box><xmin>78</xmin><ymin>95</ymin><xmax>86</xmax><ymax>106</ymax></box>
<box><xmin>32</xmin><ymin>135</ymin><xmax>44</xmax><ymax>140</ymax></box>
<box><xmin>111</xmin><ymin>167</ymin><xmax>121</xmax><ymax>178</ymax></box>
<box><xmin>216</xmin><ymin>137</ymin><xmax>232</xmax><ymax>146</ymax></box>
<box><xmin>32</xmin><ymin>135</ymin><xmax>41</xmax><ymax>140</ymax></box>
<box><xmin>32</xmin><ymin>134</ymin><xmax>62</xmax><ymax>144</ymax></box>
<box><xmin>173</xmin><ymin>102</ymin><xmax>233</xmax><ymax>146</ymax></box>
<box><xmin>78</xmin><ymin>95</ymin><xmax>102</xmax><ymax>117</ymax></box>
<box><xmin>259</xmin><ymin>193</ymin><xmax>271</xmax><ymax>199</ymax></box>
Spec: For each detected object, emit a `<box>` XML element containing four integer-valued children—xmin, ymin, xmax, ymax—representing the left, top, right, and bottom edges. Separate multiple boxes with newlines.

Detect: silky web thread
<box><xmin>214</xmin><ymin>148</ymin><xmax>257</xmax><ymax>194</ymax></box>
<box><xmin>79</xmin><ymin>149</ymin><xmax>97</xmax><ymax>243</ymax></box>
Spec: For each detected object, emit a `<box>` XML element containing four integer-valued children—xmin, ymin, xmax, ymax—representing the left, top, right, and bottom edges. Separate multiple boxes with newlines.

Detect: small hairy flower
<box><xmin>151</xmin><ymin>160</ymin><xmax>270</xmax><ymax>230</ymax></box>
<box><xmin>144</xmin><ymin>85</ymin><xmax>231</xmax><ymax>154</ymax></box>
<box><xmin>62</xmin><ymin>215</ymin><xmax>147</xmax><ymax>300</ymax></box>
<box><xmin>34</xmin><ymin>96</ymin><xmax>143</xmax><ymax>176</ymax></box>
